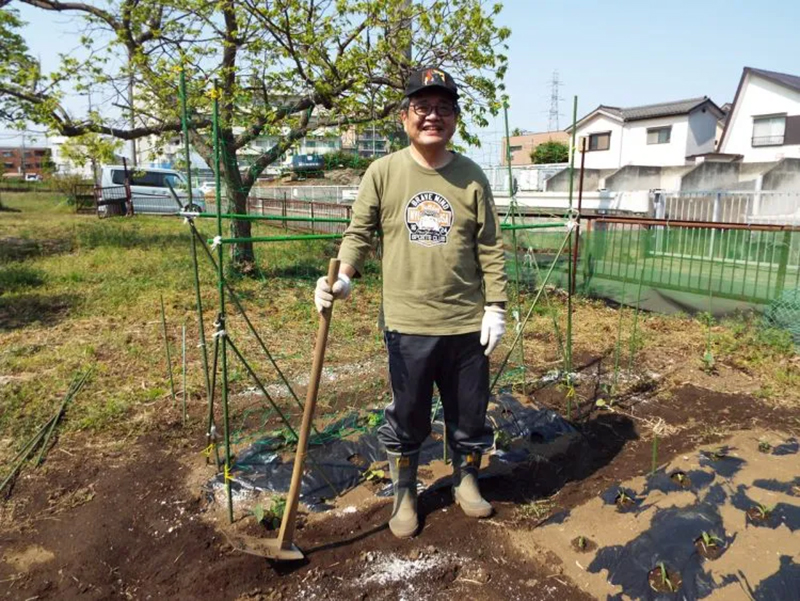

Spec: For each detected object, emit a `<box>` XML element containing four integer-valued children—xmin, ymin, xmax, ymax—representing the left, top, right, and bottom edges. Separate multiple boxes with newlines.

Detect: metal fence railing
<box><xmin>580</xmin><ymin>216</ymin><xmax>800</xmax><ymax>304</ymax></box>
<box><xmin>249</xmin><ymin>185</ymin><xmax>358</xmax><ymax>205</ymax></box>
<box><xmin>659</xmin><ymin>190</ymin><xmax>800</xmax><ymax>227</ymax></box>
<box><xmin>247</xmin><ymin>196</ymin><xmax>351</xmax><ymax>235</ymax></box>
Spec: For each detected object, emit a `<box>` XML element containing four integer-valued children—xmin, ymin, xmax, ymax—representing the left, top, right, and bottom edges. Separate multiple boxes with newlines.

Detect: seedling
<box><xmin>577</xmin><ymin>536</ymin><xmax>586</xmax><ymax>550</ymax></box>
<box><xmin>364</xmin><ymin>468</ymin><xmax>385</xmax><ymax>481</ymax></box>
<box><xmin>365</xmin><ymin>412</ymin><xmax>382</xmax><ymax>429</ymax></box>
<box><xmin>494</xmin><ymin>429</ymin><xmax>512</xmax><ymax>451</ymax></box>
<box><xmin>650</xmin><ymin>562</ymin><xmax>675</xmax><ymax>593</ymax></box>
<box><xmin>698</xmin><ymin>531</ymin><xmax>723</xmax><ymax>551</ymax></box>
<box><xmin>595</xmin><ymin>398</ymin><xmax>615</xmax><ymax>411</ymax></box>
<box><xmin>615</xmin><ymin>488</ymin><xmax>636</xmax><ymax>510</ymax></box>
<box><xmin>758</xmin><ymin>440</ymin><xmax>772</xmax><ymax>453</ymax></box>
<box><xmin>754</xmin><ymin>503</ymin><xmax>775</xmax><ymax>520</ymax></box>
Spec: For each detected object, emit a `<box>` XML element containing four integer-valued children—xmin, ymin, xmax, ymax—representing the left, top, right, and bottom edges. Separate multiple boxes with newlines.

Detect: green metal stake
<box><xmin>160</xmin><ymin>294</ymin><xmax>177</xmax><ymax>403</ymax></box>
<box><xmin>565</xmin><ymin>95</ymin><xmax>579</xmax><ymax>378</ymax></box>
<box><xmin>612</xmin><ymin>275</ymin><xmax>629</xmax><ymax>394</ymax></box>
<box><xmin>503</xmin><ymin>101</ymin><xmax>526</xmax><ymax>397</ymax></box>
<box><xmin>628</xmin><ymin>266</ymin><xmax>646</xmax><ymax>372</ymax></box>
<box><xmin>491</xmin><ymin>230</ymin><xmax>573</xmax><ymax>392</ymax></box>
<box><xmin>182</xmin><ymin>324</ymin><xmax>187</xmax><ymax>425</ymax></box>
<box><xmin>212</xmin><ymin>83</ymin><xmax>234</xmax><ymax>524</ymax></box>
<box><xmin>179</xmin><ymin>65</ymin><xmax>195</xmax><ymax>208</ymax></box>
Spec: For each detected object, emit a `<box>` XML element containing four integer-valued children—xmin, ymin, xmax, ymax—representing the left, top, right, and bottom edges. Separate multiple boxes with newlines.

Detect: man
<box><xmin>315</xmin><ymin>67</ymin><xmax>507</xmax><ymax>538</ymax></box>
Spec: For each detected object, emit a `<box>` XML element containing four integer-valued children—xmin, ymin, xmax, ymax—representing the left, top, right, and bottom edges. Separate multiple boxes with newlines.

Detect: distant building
<box><xmin>48</xmin><ymin>136</ymin><xmax>95</xmax><ymax>179</ymax></box>
<box><xmin>567</xmin><ymin>97</ymin><xmax>724</xmax><ymax>170</ymax></box>
<box><xmin>501</xmin><ymin>131</ymin><xmax>570</xmax><ymax>166</ymax></box>
<box><xmin>717</xmin><ymin>67</ymin><xmax>800</xmax><ymax>162</ymax></box>
<box><xmin>0</xmin><ymin>146</ymin><xmax>51</xmax><ymax>178</ymax></box>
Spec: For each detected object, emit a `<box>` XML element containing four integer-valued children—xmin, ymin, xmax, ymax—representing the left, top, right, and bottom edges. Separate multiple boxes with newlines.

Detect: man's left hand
<box><xmin>480</xmin><ymin>305</ymin><xmax>506</xmax><ymax>356</ymax></box>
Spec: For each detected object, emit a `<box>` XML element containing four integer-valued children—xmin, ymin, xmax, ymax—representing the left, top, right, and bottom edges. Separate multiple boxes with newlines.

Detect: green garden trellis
<box><xmin>170</xmin><ymin>70</ymin><xmax>587</xmax><ymax>523</ymax></box>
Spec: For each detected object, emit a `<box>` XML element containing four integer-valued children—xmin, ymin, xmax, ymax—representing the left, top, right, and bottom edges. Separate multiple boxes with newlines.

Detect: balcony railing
<box><xmin>752</xmin><ymin>135</ymin><xmax>784</xmax><ymax>147</ymax></box>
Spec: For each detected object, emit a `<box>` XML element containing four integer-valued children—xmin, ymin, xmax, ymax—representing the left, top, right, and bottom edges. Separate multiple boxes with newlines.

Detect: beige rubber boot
<box><xmin>387</xmin><ymin>451</ymin><xmax>419</xmax><ymax>538</ymax></box>
<box><xmin>452</xmin><ymin>451</ymin><xmax>493</xmax><ymax>518</ymax></box>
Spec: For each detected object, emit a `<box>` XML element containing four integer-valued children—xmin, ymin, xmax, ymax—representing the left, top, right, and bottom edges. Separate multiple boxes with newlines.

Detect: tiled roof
<box><xmin>618</xmin><ymin>97</ymin><xmax>711</xmax><ymax>121</ymax></box>
<box><xmin>747</xmin><ymin>67</ymin><xmax>800</xmax><ymax>93</ymax></box>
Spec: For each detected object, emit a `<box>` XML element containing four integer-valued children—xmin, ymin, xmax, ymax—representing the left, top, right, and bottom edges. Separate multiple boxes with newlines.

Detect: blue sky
<box><xmin>5</xmin><ymin>0</ymin><xmax>799</xmax><ymax>161</ymax></box>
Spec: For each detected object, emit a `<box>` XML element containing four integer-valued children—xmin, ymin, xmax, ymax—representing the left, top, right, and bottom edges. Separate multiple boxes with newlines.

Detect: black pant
<box><xmin>377</xmin><ymin>331</ymin><xmax>493</xmax><ymax>455</ymax></box>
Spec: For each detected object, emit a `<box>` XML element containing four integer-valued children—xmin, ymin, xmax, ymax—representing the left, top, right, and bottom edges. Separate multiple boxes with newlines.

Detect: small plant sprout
<box><xmin>675</xmin><ymin>472</ymin><xmax>686</xmax><ymax>484</ymax></box>
<box><xmin>708</xmin><ymin>447</ymin><xmax>727</xmax><ymax>461</ymax></box>
<box><xmin>659</xmin><ymin>562</ymin><xmax>675</xmax><ymax>592</ymax></box>
<box><xmin>758</xmin><ymin>440</ymin><xmax>772</xmax><ymax>453</ymax></box>
<box><xmin>615</xmin><ymin>489</ymin><xmax>635</xmax><ymax>507</ymax></box>
<box><xmin>252</xmin><ymin>503</ymin><xmax>266</xmax><ymax>524</ymax></box>
<box><xmin>595</xmin><ymin>398</ymin><xmax>615</xmax><ymax>411</ymax></box>
<box><xmin>364</xmin><ymin>468</ymin><xmax>385</xmax><ymax>481</ymax></box>
<box><xmin>756</xmin><ymin>503</ymin><xmax>775</xmax><ymax>519</ymax></box>
<box><xmin>577</xmin><ymin>536</ymin><xmax>586</xmax><ymax>550</ymax></box>
<box><xmin>699</xmin><ymin>531</ymin><xmax>723</xmax><ymax>551</ymax></box>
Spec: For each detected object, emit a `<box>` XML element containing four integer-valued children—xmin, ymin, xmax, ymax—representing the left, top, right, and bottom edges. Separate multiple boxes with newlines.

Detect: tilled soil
<box><xmin>1</xmin><ymin>380</ymin><xmax>798</xmax><ymax>600</ymax></box>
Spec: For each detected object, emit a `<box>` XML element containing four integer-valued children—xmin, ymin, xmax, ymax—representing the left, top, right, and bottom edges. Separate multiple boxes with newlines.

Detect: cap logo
<box><xmin>423</xmin><ymin>69</ymin><xmax>446</xmax><ymax>86</ymax></box>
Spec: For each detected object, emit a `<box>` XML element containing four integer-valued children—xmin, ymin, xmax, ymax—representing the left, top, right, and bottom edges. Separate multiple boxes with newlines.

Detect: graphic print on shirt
<box><xmin>404</xmin><ymin>191</ymin><xmax>454</xmax><ymax>247</ymax></box>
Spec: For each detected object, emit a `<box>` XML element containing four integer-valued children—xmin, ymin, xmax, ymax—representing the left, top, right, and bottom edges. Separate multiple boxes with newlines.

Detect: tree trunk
<box><xmin>228</xmin><ymin>185</ymin><xmax>255</xmax><ymax>271</ymax></box>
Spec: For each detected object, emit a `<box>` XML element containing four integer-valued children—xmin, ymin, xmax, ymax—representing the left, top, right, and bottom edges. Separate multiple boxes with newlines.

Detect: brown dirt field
<box><xmin>2</xmin><ymin>366</ymin><xmax>799</xmax><ymax>600</ymax></box>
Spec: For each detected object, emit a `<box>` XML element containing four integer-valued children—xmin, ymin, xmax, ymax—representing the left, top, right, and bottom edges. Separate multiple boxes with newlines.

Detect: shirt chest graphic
<box><xmin>404</xmin><ymin>191</ymin><xmax>454</xmax><ymax>247</ymax></box>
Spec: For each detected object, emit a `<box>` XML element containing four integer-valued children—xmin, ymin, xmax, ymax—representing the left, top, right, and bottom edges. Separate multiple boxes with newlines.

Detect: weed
<box><xmin>518</xmin><ymin>499</ymin><xmax>555</xmax><ymax>521</ymax></box>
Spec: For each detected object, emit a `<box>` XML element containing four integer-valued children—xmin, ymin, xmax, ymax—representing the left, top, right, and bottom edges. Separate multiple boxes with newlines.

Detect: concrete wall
<box><xmin>605</xmin><ymin>165</ymin><xmax>663</xmax><ymax>190</ymax></box>
<box><xmin>720</xmin><ymin>72</ymin><xmax>800</xmax><ymax>162</ymax></box>
<box><xmin>619</xmin><ymin>115</ymin><xmax>690</xmax><ymax>166</ymax></box>
<box><xmin>543</xmin><ymin>168</ymin><xmax>603</xmax><ymax>192</ymax></box>
<box><xmin>686</xmin><ymin>107</ymin><xmax>719</xmax><ymax>157</ymax></box>
<box><xmin>762</xmin><ymin>158</ymin><xmax>800</xmax><ymax>190</ymax></box>
<box><xmin>680</xmin><ymin>162</ymin><xmax>741</xmax><ymax>191</ymax></box>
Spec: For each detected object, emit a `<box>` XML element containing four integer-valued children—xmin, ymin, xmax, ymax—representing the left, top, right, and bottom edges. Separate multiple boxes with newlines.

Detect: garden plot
<box><xmin>515</xmin><ymin>430</ymin><xmax>800</xmax><ymax>600</ymax></box>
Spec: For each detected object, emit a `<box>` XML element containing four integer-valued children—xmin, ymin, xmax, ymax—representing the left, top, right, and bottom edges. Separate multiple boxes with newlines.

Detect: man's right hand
<box><xmin>314</xmin><ymin>273</ymin><xmax>351</xmax><ymax>313</ymax></box>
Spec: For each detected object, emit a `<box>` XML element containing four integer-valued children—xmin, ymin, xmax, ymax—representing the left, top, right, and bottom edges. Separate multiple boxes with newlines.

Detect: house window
<box><xmin>752</xmin><ymin>115</ymin><xmax>786</xmax><ymax>146</ymax></box>
<box><xmin>4</xmin><ymin>162</ymin><xmax>14</xmax><ymax>169</ymax></box>
<box><xmin>647</xmin><ymin>126</ymin><xmax>671</xmax><ymax>145</ymax></box>
<box><xmin>2</xmin><ymin>151</ymin><xmax>12</xmax><ymax>157</ymax></box>
<box><xmin>508</xmin><ymin>145</ymin><xmax>523</xmax><ymax>152</ymax></box>
<box><xmin>587</xmin><ymin>132</ymin><xmax>611</xmax><ymax>151</ymax></box>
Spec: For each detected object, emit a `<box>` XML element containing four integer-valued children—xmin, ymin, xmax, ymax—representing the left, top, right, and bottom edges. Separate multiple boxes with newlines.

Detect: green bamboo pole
<box><xmin>206</xmin><ymin>332</ymin><xmax>221</xmax><ymax>469</ymax></box>
<box><xmin>3</xmin><ymin>417</ymin><xmax>56</xmax><ymax>478</ymax></box>
<box><xmin>501</xmin><ymin>222</ymin><xmax>568</xmax><ymax>231</ymax></box>
<box><xmin>160</xmin><ymin>294</ymin><xmax>177</xmax><ymax>403</ymax></box>
<box><xmin>212</xmin><ymin>83</ymin><xmax>234</xmax><ymax>524</ymax></box>
<box><xmin>35</xmin><ymin>369</ymin><xmax>90</xmax><ymax>466</ymax></box>
<box><xmin>651</xmin><ymin>434</ymin><xmax>659</xmax><ymax>475</ymax></box>
<box><xmin>503</xmin><ymin>101</ymin><xmax>526</xmax><ymax>396</ymax></box>
<box><xmin>491</xmin><ymin>230</ymin><xmax>573</xmax><ymax>392</ymax></box>
<box><xmin>566</xmin><ymin>96</ymin><xmax>579</xmax><ymax>378</ymax></box>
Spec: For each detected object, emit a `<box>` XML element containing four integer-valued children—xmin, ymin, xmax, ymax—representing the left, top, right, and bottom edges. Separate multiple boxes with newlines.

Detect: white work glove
<box><xmin>314</xmin><ymin>273</ymin><xmax>351</xmax><ymax>314</ymax></box>
<box><xmin>480</xmin><ymin>305</ymin><xmax>506</xmax><ymax>356</ymax></box>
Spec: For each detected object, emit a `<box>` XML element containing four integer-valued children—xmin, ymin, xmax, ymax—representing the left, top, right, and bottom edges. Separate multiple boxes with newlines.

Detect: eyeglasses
<box><xmin>409</xmin><ymin>102</ymin><xmax>456</xmax><ymax>117</ymax></box>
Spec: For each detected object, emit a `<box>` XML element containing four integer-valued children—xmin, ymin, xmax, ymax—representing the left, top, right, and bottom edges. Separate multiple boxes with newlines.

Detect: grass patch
<box><xmin>517</xmin><ymin>498</ymin><xmax>555</xmax><ymax>521</ymax></box>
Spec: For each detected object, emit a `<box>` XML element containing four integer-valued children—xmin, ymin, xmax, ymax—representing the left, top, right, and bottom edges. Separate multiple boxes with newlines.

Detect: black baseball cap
<box><xmin>404</xmin><ymin>67</ymin><xmax>459</xmax><ymax>100</ymax></box>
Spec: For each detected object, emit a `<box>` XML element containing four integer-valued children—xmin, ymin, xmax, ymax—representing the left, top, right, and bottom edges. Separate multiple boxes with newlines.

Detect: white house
<box><xmin>717</xmin><ymin>67</ymin><xmax>800</xmax><ymax>162</ymax></box>
<box><xmin>567</xmin><ymin>97</ymin><xmax>724</xmax><ymax>170</ymax></box>
<box><xmin>49</xmin><ymin>136</ymin><xmax>95</xmax><ymax>179</ymax></box>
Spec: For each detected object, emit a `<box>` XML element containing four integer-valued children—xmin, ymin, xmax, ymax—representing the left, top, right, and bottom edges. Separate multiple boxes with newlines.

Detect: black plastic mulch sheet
<box><xmin>591</xmin><ymin>471</ymin><xmax>800</xmax><ymax>600</ymax></box>
<box><xmin>219</xmin><ymin>395</ymin><xmax>576</xmax><ymax>508</ymax></box>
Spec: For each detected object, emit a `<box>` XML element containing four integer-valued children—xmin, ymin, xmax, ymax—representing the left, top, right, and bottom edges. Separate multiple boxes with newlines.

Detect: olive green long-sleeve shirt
<box><xmin>338</xmin><ymin>148</ymin><xmax>507</xmax><ymax>336</ymax></box>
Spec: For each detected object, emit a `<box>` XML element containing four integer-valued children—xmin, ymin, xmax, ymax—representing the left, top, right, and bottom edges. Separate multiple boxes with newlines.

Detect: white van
<box><xmin>100</xmin><ymin>166</ymin><xmax>205</xmax><ymax>215</ymax></box>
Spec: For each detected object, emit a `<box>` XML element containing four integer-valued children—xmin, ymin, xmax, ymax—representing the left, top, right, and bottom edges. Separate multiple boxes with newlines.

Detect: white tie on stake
<box><xmin>210</xmin><ymin>235</ymin><xmax>223</xmax><ymax>250</ymax></box>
